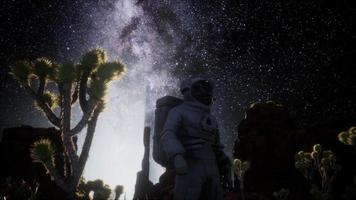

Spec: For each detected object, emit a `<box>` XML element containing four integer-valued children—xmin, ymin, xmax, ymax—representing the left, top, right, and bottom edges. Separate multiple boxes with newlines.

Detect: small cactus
<box><xmin>233</xmin><ymin>158</ymin><xmax>250</xmax><ymax>200</ymax></box>
<box><xmin>273</xmin><ymin>188</ymin><xmax>289</xmax><ymax>200</ymax></box>
<box><xmin>338</xmin><ymin>127</ymin><xmax>356</xmax><ymax>146</ymax></box>
<box><xmin>313</xmin><ymin>144</ymin><xmax>322</xmax><ymax>153</ymax></box>
<box><xmin>233</xmin><ymin>158</ymin><xmax>250</xmax><ymax>178</ymax></box>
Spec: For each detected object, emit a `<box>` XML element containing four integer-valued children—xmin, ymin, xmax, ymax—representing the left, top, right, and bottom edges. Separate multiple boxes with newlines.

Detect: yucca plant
<box><xmin>9</xmin><ymin>60</ymin><xmax>32</xmax><ymax>81</ymax></box>
<box><xmin>79</xmin><ymin>179</ymin><xmax>112</xmax><ymax>200</ymax></box>
<box><xmin>0</xmin><ymin>178</ymin><xmax>40</xmax><ymax>200</ymax></box>
<box><xmin>294</xmin><ymin>144</ymin><xmax>339</xmax><ymax>200</ymax></box>
<box><xmin>233</xmin><ymin>158</ymin><xmax>250</xmax><ymax>200</ymax></box>
<box><xmin>273</xmin><ymin>188</ymin><xmax>289</xmax><ymax>200</ymax></box>
<box><xmin>31</xmin><ymin>139</ymin><xmax>55</xmax><ymax>168</ymax></box>
<box><xmin>338</xmin><ymin>127</ymin><xmax>356</xmax><ymax>147</ymax></box>
<box><xmin>9</xmin><ymin>48</ymin><xmax>126</xmax><ymax>199</ymax></box>
<box><xmin>114</xmin><ymin>185</ymin><xmax>124</xmax><ymax>200</ymax></box>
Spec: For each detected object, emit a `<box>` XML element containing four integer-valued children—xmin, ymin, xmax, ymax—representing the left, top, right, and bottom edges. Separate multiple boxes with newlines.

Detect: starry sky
<box><xmin>1</xmin><ymin>0</ymin><xmax>356</xmax><ymax>198</ymax></box>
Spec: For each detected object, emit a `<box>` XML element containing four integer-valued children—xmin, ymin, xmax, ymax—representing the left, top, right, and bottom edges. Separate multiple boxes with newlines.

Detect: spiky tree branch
<box><xmin>70</xmin><ymin>99</ymin><xmax>97</xmax><ymax>136</ymax></box>
<box><xmin>73</xmin><ymin>107</ymin><xmax>100</xmax><ymax>186</ymax></box>
<box><xmin>22</xmin><ymin>82</ymin><xmax>61</xmax><ymax>127</ymax></box>
<box><xmin>46</xmin><ymin>165</ymin><xmax>69</xmax><ymax>191</ymax></box>
<box><xmin>37</xmin><ymin>78</ymin><xmax>46</xmax><ymax>96</ymax></box>
<box><xmin>71</xmin><ymin>82</ymin><xmax>79</xmax><ymax>105</ymax></box>
<box><xmin>31</xmin><ymin>139</ymin><xmax>69</xmax><ymax>193</ymax></box>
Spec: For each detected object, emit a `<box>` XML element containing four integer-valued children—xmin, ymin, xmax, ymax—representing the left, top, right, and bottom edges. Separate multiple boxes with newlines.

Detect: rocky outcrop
<box><xmin>133</xmin><ymin>126</ymin><xmax>175</xmax><ymax>200</ymax></box>
<box><xmin>0</xmin><ymin>125</ymin><xmax>72</xmax><ymax>200</ymax></box>
<box><xmin>234</xmin><ymin>102</ymin><xmax>356</xmax><ymax>200</ymax></box>
<box><xmin>134</xmin><ymin>127</ymin><xmax>155</xmax><ymax>199</ymax></box>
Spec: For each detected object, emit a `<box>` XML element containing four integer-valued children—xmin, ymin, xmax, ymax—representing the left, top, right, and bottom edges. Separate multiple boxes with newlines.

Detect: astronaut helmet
<box><xmin>180</xmin><ymin>77</ymin><xmax>214</xmax><ymax>106</ymax></box>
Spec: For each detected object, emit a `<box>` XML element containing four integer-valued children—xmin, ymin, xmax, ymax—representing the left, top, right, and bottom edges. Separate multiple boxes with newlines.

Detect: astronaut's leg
<box><xmin>174</xmin><ymin>159</ymin><xmax>205</xmax><ymax>200</ymax></box>
<box><xmin>174</xmin><ymin>173</ymin><xmax>189</xmax><ymax>200</ymax></box>
<box><xmin>206</xmin><ymin>160</ymin><xmax>224</xmax><ymax>200</ymax></box>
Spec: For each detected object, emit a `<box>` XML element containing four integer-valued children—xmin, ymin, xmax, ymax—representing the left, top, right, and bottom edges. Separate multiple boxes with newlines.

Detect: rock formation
<box><xmin>133</xmin><ymin>127</ymin><xmax>155</xmax><ymax>199</ymax></box>
<box><xmin>234</xmin><ymin>102</ymin><xmax>356</xmax><ymax>200</ymax></box>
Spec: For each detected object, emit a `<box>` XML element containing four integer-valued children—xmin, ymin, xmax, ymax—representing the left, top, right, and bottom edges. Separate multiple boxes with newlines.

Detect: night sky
<box><xmin>1</xmin><ymin>0</ymin><xmax>356</xmax><ymax>196</ymax></box>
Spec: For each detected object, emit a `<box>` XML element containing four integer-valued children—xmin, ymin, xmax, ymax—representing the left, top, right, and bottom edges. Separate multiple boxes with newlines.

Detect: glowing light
<box><xmin>76</xmin><ymin>0</ymin><xmax>177</xmax><ymax>199</ymax></box>
<box><xmin>81</xmin><ymin>77</ymin><xmax>146</xmax><ymax>200</ymax></box>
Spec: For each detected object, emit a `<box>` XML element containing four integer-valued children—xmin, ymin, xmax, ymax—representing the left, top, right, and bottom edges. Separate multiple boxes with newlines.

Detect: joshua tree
<box><xmin>338</xmin><ymin>127</ymin><xmax>356</xmax><ymax>200</ymax></box>
<box><xmin>338</xmin><ymin>127</ymin><xmax>356</xmax><ymax>150</ymax></box>
<box><xmin>114</xmin><ymin>185</ymin><xmax>124</xmax><ymax>200</ymax></box>
<box><xmin>9</xmin><ymin>48</ymin><xmax>125</xmax><ymax>199</ymax></box>
<box><xmin>233</xmin><ymin>158</ymin><xmax>250</xmax><ymax>200</ymax></box>
<box><xmin>77</xmin><ymin>178</ymin><xmax>112</xmax><ymax>200</ymax></box>
<box><xmin>0</xmin><ymin>177</ymin><xmax>39</xmax><ymax>200</ymax></box>
<box><xmin>273</xmin><ymin>188</ymin><xmax>289</xmax><ymax>200</ymax></box>
<box><xmin>83</xmin><ymin>179</ymin><xmax>111</xmax><ymax>200</ymax></box>
<box><xmin>295</xmin><ymin>144</ymin><xmax>339</xmax><ymax>200</ymax></box>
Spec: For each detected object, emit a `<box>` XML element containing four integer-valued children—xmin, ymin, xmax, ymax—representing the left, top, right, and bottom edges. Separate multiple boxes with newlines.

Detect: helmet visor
<box><xmin>191</xmin><ymin>80</ymin><xmax>213</xmax><ymax>105</ymax></box>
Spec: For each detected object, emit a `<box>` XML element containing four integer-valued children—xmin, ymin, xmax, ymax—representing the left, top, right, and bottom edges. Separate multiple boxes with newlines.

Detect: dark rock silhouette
<box><xmin>134</xmin><ymin>126</ymin><xmax>155</xmax><ymax>199</ymax></box>
<box><xmin>234</xmin><ymin>102</ymin><xmax>356</xmax><ymax>200</ymax></box>
<box><xmin>133</xmin><ymin>126</ymin><xmax>175</xmax><ymax>200</ymax></box>
<box><xmin>0</xmin><ymin>125</ymin><xmax>75</xmax><ymax>200</ymax></box>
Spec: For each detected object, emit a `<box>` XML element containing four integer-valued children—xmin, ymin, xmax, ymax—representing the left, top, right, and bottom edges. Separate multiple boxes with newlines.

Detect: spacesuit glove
<box><xmin>173</xmin><ymin>154</ymin><xmax>188</xmax><ymax>175</ymax></box>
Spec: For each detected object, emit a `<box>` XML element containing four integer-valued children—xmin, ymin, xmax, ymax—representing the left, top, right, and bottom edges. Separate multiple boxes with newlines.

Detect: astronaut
<box><xmin>160</xmin><ymin>77</ymin><xmax>232</xmax><ymax>200</ymax></box>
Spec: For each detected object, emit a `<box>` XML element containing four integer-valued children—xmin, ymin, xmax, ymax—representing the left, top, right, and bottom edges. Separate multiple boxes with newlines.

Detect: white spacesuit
<box><xmin>160</xmin><ymin>77</ymin><xmax>232</xmax><ymax>200</ymax></box>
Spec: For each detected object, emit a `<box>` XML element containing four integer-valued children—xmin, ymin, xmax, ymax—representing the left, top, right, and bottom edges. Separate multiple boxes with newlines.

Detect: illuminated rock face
<box><xmin>234</xmin><ymin>102</ymin><xmax>356</xmax><ymax>200</ymax></box>
<box><xmin>0</xmin><ymin>125</ymin><xmax>74</xmax><ymax>200</ymax></box>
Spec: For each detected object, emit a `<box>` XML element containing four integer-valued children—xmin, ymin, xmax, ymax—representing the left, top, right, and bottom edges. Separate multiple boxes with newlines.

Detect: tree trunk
<box><xmin>73</xmin><ymin>109</ymin><xmax>100</xmax><ymax>186</ymax></box>
<box><xmin>37</xmin><ymin>78</ymin><xmax>46</xmax><ymax>96</ymax></box>
<box><xmin>46</xmin><ymin>165</ymin><xmax>77</xmax><ymax>199</ymax></box>
<box><xmin>23</xmin><ymin>82</ymin><xmax>60</xmax><ymax>127</ymax></box>
<box><xmin>79</xmin><ymin>70</ymin><xmax>90</xmax><ymax>112</ymax></box>
<box><xmin>60</xmin><ymin>83</ymin><xmax>80</xmax><ymax>199</ymax></box>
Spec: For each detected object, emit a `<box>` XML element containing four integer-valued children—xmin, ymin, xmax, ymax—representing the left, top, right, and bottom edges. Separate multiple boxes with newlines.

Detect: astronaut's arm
<box><xmin>214</xmin><ymin>130</ymin><xmax>233</xmax><ymax>189</ymax></box>
<box><xmin>216</xmin><ymin>149</ymin><xmax>231</xmax><ymax>172</ymax></box>
<box><xmin>160</xmin><ymin>109</ymin><xmax>185</xmax><ymax>160</ymax></box>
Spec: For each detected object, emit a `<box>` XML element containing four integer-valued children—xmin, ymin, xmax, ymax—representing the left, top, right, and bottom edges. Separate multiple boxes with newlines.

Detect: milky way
<box><xmin>1</xmin><ymin>0</ymin><xmax>356</xmax><ymax>198</ymax></box>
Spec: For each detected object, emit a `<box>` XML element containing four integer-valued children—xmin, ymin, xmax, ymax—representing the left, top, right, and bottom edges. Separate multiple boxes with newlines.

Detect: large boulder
<box><xmin>234</xmin><ymin>102</ymin><xmax>356</xmax><ymax>200</ymax></box>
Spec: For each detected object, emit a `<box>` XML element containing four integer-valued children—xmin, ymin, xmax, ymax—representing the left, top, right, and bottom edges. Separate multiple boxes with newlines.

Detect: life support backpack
<box><xmin>153</xmin><ymin>96</ymin><xmax>183</xmax><ymax>168</ymax></box>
